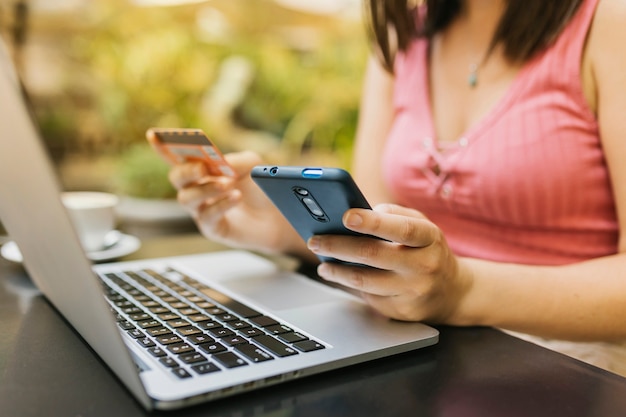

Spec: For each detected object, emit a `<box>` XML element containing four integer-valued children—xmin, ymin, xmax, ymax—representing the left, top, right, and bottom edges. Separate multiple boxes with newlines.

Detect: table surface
<box><xmin>2</xmin><ymin>234</ymin><xmax>626</xmax><ymax>417</ymax></box>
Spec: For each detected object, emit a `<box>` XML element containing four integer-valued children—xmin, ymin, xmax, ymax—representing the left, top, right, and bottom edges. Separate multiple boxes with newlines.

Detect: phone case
<box><xmin>251</xmin><ymin>166</ymin><xmax>372</xmax><ymax>263</ymax></box>
<box><xmin>146</xmin><ymin>128</ymin><xmax>234</xmax><ymax>177</ymax></box>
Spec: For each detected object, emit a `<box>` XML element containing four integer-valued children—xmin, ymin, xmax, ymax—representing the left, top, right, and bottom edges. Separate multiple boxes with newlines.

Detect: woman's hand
<box><xmin>307</xmin><ymin>204</ymin><xmax>472</xmax><ymax>323</ymax></box>
<box><xmin>168</xmin><ymin>151</ymin><xmax>304</xmax><ymax>256</ymax></box>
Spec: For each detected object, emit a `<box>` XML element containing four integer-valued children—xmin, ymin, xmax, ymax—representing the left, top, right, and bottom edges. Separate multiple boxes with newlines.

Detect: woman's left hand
<box><xmin>307</xmin><ymin>204</ymin><xmax>472</xmax><ymax>323</ymax></box>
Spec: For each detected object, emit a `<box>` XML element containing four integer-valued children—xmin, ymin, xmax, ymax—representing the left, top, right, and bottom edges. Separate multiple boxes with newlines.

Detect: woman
<box><xmin>169</xmin><ymin>0</ymin><xmax>626</xmax><ymax>375</ymax></box>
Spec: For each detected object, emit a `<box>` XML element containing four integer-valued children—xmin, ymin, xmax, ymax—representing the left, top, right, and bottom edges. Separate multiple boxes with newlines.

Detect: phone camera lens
<box><xmin>303</xmin><ymin>197</ymin><xmax>324</xmax><ymax>217</ymax></box>
<box><xmin>269</xmin><ymin>167</ymin><xmax>278</xmax><ymax>176</ymax></box>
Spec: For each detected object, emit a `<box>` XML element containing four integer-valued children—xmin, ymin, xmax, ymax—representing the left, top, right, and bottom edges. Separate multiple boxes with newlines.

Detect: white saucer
<box><xmin>1</xmin><ymin>233</ymin><xmax>141</xmax><ymax>264</ymax></box>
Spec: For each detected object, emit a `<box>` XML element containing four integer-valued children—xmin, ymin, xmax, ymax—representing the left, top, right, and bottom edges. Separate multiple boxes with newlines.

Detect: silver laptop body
<box><xmin>0</xmin><ymin>40</ymin><xmax>438</xmax><ymax>410</ymax></box>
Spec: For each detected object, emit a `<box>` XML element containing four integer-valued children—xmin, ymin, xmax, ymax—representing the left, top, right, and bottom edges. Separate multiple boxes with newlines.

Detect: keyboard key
<box><xmin>127</xmin><ymin>328</ymin><xmax>145</xmax><ymax>339</ymax></box>
<box><xmin>235</xmin><ymin>343</ymin><xmax>273</xmax><ymax>363</ymax></box>
<box><xmin>114</xmin><ymin>300</ymin><xmax>133</xmax><ymax>309</ymax></box>
<box><xmin>179</xmin><ymin>352</ymin><xmax>207</xmax><ymax>364</ymax></box>
<box><xmin>129</xmin><ymin>312</ymin><xmax>151</xmax><ymax>321</ymax></box>
<box><xmin>207</xmin><ymin>327</ymin><xmax>235</xmax><ymax>338</ymax></box>
<box><xmin>148</xmin><ymin>306</ymin><xmax>170</xmax><ymax>314</ymax></box>
<box><xmin>137</xmin><ymin>337</ymin><xmax>156</xmax><ymax>348</ymax></box>
<box><xmin>293</xmin><ymin>340</ymin><xmax>325</xmax><ymax>352</ymax></box>
<box><xmin>205</xmin><ymin>307</ymin><xmax>227</xmax><ymax>315</ymax></box>
<box><xmin>250</xmin><ymin>316</ymin><xmax>279</xmax><ymax>328</ymax></box>
<box><xmin>147</xmin><ymin>327</ymin><xmax>173</xmax><ymax>337</ymax></box>
<box><xmin>167</xmin><ymin>342</ymin><xmax>195</xmax><ymax>355</ymax></box>
<box><xmin>265</xmin><ymin>324</ymin><xmax>292</xmax><ymax>335</ymax></box>
<box><xmin>217</xmin><ymin>313</ymin><xmax>239</xmax><ymax>322</ymax></box>
<box><xmin>227</xmin><ymin>320</ymin><xmax>251</xmax><ymax>331</ymax></box>
<box><xmin>197</xmin><ymin>320</ymin><xmax>221</xmax><ymax>330</ymax></box>
<box><xmin>189</xmin><ymin>314</ymin><xmax>211</xmax><ymax>323</ymax></box>
<box><xmin>140</xmin><ymin>300</ymin><xmax>160</xmax><ymax>308</ymax></box>
<box><xmin>156</xmin><ymin>334</ymin><xmax>184</xmax><ymax>345</ymax></box>
<box><xmin>221</xmin><ymin>335</ymin><xmax>248</xmax><ymax>346</ymax></box>
<box><xmin>148</xmin><ymin>346</ymin><xmax>167</xmax><ymax>357</ymax></box>
<box><xmin>107</xmin><ymin>294</ymin><xmax>125</xmax><ymax>303</ymax></box>
<box><xmin>122</xmin><ymin>306</ymin><xmax>143</xmax><ymax>314</ymax></box>
<box><xmin>137</xmin><ymin>320</ymin><xmax>161</xmax><ymax>329</ymax></box>
<box><xmin>191</xmin><ymin>362</ymin><xmax>221</xmax><ymax>375</ymax></box>
<box><xmin>159</xmin><ymin>357</ymin><xmax>179</xmax><ymax>368</ymax></box>
<box><xmin>167</xmin><ymin>319</ymin><xmax>191</xmax><ymax>328</ymax></box>
<box><xmin>213</xmin><ymin>352</ymin><xmax>248</xmax><ymax>368</ymax></box>
<box><xmin>278</xmin><ymin>332</ymin><xmax>308</xmax><ymax>343</ymax></box>
<box><xmin>239</xmin><ymin>327</ymin><xmax>265</xmax><ymax>338</ymax></box>
<box><xmin>187</xmin><ymin>334</ymin><xmax>214</xmax><ymax>345</ymax></box>
<box><xmin>253</xmin><ymin>335</ymin><xmax>298</xmax><ymax>357</ymax></box>
<box><xmin>118</xmin><ymin>321</ymin><xmax>135</xmax><ymax>331</ymax></box>
<box><xmin>177</xmin><ymin>326</ymin><xmax>202</xmax><ymax>337</ymax></box>
<box><xmin>198</xmin><ymin>342</ymin><xmax>227</xmax><ymax>355</ymax></box>
<box><xmin>172</xmin><ymin>368</ymin><xmax>192</xmax><ymax>379</ymax></box>
<box><xmin>158</xmin><ymin>312</ymin><xmax>180</xmax><ymax>321</ymax></box>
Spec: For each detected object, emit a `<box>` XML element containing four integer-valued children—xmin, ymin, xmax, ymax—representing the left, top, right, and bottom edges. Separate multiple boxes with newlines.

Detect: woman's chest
<box><xmin>382</xmin><ymin>99</ymin><xmax>606</xmax><ymax>227</ymax></box>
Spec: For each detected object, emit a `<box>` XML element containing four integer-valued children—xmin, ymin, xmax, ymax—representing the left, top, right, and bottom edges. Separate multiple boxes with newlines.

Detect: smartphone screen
<box><xmin>146</xmin><ymin>128</ymin><xmax>235</xmax><ymax>177</ymax></box>
<box><xmin>251</xmin><ymin>166</ymin><xmax>372</xmax><ymax>263</ymax></box>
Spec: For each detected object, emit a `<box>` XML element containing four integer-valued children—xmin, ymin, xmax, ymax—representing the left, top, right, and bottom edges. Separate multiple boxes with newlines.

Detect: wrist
<box><xmin>445</xmin><ymin>256</ymin><xmax>481</xmax><ymax>327</ymax></box>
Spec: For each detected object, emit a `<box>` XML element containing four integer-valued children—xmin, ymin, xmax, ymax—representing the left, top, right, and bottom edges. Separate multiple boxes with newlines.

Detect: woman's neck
<box><xmin>457</xmin><ymin>0</ymin><xmax>506</xmax><ymax>44</ymax></box>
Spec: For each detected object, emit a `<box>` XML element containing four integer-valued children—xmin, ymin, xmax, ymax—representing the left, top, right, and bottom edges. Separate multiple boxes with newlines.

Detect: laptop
<box><xmin>0</xmin><ymin>40</ymin><xmax>438</xmax><ymax>410</ymax></box>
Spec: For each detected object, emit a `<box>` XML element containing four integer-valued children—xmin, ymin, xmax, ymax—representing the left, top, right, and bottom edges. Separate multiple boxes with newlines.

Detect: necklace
<box><xmin>467</xmin><ymin>40</ymin><xmax>493</xmax><ymax>89</ymax></box>
<box><xmin>468</xmin><ymin>63</ymin><xmax>479</xmax><ymax>88</ymax></box>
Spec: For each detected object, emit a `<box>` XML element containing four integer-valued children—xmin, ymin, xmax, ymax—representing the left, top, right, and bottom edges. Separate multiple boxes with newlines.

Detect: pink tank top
<box><xmin>382</xmin><ymin>0</ymin><xmax>616</xmax><ymax>265</ymax></box>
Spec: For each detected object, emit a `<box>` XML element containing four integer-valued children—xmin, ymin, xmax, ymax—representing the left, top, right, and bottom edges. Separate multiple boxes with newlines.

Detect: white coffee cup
<box><xmin>61</xmin><ymin>191</ymin><xmax>119</xmax><ymax>252</ymax></box>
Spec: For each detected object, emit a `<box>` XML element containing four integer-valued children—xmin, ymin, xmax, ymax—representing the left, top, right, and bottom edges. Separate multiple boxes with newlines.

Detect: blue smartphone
<box><xmin>251</xmin><ymin>166</ymin><xmax>372</xmax><ymax>263</ymax></box>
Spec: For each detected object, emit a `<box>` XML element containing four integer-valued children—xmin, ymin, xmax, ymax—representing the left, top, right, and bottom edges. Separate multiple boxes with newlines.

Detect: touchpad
<box><xmin>219</xmin><ymin>271</ymin><xmax>341</xmax><ymax>311</ymax></box>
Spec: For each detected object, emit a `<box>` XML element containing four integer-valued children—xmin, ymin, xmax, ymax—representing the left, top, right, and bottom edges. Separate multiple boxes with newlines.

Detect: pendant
<box><xmin>468</xmin><ymin>64</ymin><xmax>478</xmax><ymax>88</ymax></box>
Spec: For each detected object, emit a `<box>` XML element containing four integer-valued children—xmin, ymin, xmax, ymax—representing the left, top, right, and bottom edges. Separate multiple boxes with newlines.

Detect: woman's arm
<box><xmin>454</xmin><ymin>1</ymin><xmax>626</xmax><ymax>339</ymax></box>
<box><xmin>458</xmin><ymin>0</ymin><xmax>626</xmax><ymax>341</ymax></box>
<box><xmin>351</xmin><ymin>56</ymin><xmax>396</xmax><ymax>206</ymax></box>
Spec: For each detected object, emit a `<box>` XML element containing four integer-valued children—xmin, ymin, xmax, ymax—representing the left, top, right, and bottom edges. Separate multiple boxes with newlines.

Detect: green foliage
<box><xmin>29</xmin><ymin>0</ymin><xmax>368</xmax><ymax>197</ymax></box>
<box><xmin>113</xmin><ymin>144</ymin><xmax>176</xmax><ymax>199</ymax></box>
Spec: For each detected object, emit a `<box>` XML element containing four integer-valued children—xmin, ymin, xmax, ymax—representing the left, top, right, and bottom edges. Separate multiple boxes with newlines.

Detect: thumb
<box><xmin>224</xmin><ymin>151</ymin><xmax>264</xmax><ymax>179</ymax></box>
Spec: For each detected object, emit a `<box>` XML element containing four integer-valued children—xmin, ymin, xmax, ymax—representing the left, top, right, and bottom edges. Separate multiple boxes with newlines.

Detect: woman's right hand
<box><xmin>169</xmin><ymin>151</ymin><xmax>306</xmax><ymax>257</ymax></box>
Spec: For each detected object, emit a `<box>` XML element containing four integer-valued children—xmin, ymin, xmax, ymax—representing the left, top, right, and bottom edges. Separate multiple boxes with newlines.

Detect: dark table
<box><xmin>2</xmin><ymin>234</ymin><xmax>626</xmax><ymax>417</ymax></box>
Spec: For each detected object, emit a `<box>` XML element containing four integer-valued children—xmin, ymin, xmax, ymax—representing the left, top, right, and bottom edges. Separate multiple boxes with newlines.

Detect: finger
<box><xmin>177</xmin><ymin>179</ymin><xmax>233</xmax><ymax>214</ymax></box>
<box><xmin>343</xmin><ymin>207</ymin><xmax>438</xmax><ymax>248</ymax></box>
<box><xmin>308</xmin><ymin>235</ymin><xmax>408</xmax><ymax>272</ymax></box>
<box><xmin>195</xmin><ymin>190</ymin><xmax>242</xmax><ymax>235</ymax></box>
<box><xmin>169</xmin><ymin>150</ymin><xmax>262</xmax><ymax>190</ymax></box>
<box><xmin>223</xmin><ymin>150</ymin><xmax>264</xmax><ymax>179</ymax></box>
<box><xmin>316</xmin><ymin>262</ymin><xmax>404</xmax><ymax>297</ymax></box>
<box><xmin>374</xmin><ymin>203</ymin><xmax>428</xmax><ymax>219</ymax></box>
<box><xmin>169</xmin><ymin>162</ymin><xmax>211</xmax><ymax>190</ymax></box>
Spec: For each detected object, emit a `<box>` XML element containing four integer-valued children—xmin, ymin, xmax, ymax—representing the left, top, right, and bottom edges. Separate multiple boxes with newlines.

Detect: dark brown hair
<box><xmin>366</xmin><ymin>0</ymin><xmax>584</xmax><ymax>72</ymax></box>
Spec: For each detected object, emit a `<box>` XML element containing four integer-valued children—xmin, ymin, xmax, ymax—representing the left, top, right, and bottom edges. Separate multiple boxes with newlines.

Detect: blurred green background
<box><xmin>1</xmin><ymin>0</ymin><xmax>367</xmax><ymax>200</ymax></box>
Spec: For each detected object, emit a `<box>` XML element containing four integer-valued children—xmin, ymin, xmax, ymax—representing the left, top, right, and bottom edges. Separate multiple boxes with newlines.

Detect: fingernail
<box><xmin>307</xmin><ymin>236</ymin><xmax>320</xmax><ymax>251</ymax></box>
<box><xmin>345</xmin><ymin>212</ymin><xmax>363</xmax><ymax>227</ymax></box>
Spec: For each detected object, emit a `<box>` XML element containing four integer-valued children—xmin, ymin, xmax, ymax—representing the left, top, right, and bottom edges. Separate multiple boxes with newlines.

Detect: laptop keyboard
<box><xmin>99</xmin><ymin>268</ymin><xmax>325</xmax><ymax>379</ymax></box>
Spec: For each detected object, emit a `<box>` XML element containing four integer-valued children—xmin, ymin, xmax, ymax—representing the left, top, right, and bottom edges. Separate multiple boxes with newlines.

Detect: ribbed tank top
<box><xmin>381</xmin><ymin>0</ymin><xmax>616</xmax><ymax>265</ymax></box>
